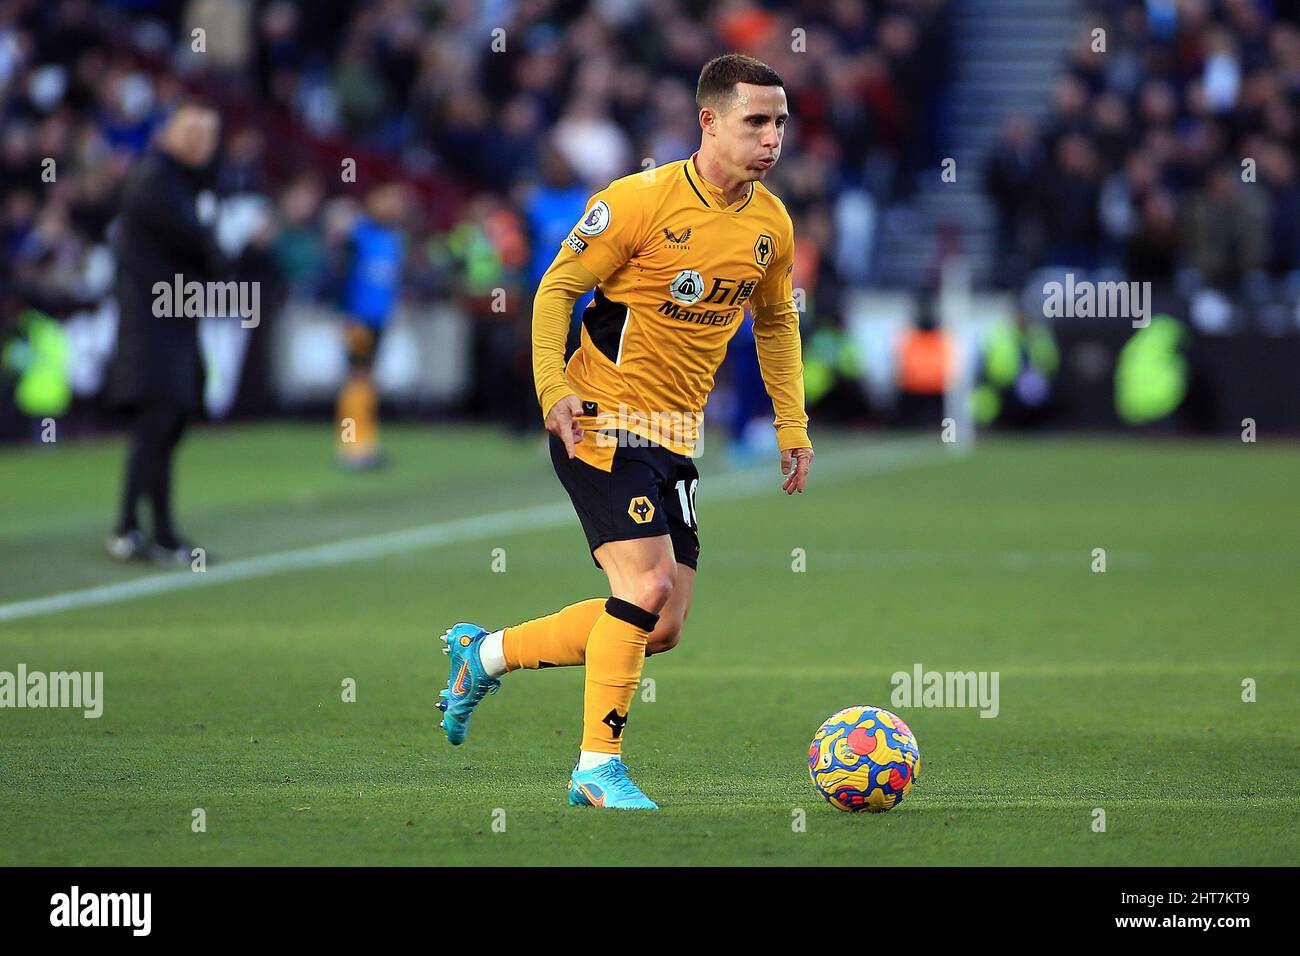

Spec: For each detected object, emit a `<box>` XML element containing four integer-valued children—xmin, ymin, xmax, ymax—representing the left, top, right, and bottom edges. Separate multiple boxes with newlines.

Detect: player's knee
<box><xmin>634</xmin><ymin>566</ymin><xmax>676</xmax><ymax>614</ymax></box>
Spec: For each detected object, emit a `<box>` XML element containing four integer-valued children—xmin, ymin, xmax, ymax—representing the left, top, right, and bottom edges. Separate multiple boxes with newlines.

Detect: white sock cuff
<box><xmin>479</xmin><ymin>629</ymin><xmax>507</xmax><ymax>678</ymax></box>
<box><xmin>577</xmin><ymin>750</ymin><xmax>619</xmax><ymax>772</ymax></box>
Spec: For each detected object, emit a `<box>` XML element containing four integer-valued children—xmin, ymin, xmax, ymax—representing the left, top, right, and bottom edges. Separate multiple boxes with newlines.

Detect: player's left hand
<box><xmin>781</xmin><ymin>447</ymin><xmax>813</xmax><ymax>494</ymax></box>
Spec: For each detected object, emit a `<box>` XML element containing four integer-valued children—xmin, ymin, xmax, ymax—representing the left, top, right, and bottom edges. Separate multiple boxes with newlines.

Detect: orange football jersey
<box><xmin>542</xmin><ymin>152</ymin><xmax>808</xmax><ymax>465</ymax></box>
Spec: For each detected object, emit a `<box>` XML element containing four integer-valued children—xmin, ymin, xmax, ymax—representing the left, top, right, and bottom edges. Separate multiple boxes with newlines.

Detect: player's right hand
<box><xmin>545</xmin><ymin>394</ymin><xmax>586</xmax><ymax>459</ymax></box>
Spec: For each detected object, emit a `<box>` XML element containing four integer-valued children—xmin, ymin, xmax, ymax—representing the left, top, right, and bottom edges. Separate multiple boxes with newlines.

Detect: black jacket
<box><xmin>106</xmin><ymin>150</ymin><xmax>226</xmax><ymax>411</ymax></box>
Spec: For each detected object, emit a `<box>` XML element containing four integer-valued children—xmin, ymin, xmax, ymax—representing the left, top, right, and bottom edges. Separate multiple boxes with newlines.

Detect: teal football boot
<box><xmin>567</xmin><ymin>759</ymin><xmax>659</xmax><ymax>810</ymax></box>
<box><xmin>436</xmin><ymin>623</ymin><xmax>500</xmax><ymax>745</ymax></box>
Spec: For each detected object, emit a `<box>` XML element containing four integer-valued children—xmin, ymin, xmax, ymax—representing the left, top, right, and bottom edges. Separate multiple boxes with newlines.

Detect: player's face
<box><xmin>710</xmin><ymin>83</ymin><xmax>788</xmax><ymax>181</ymax></box>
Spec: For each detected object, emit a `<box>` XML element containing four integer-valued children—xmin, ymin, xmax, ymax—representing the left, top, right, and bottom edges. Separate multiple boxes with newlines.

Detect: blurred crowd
<box><xmin>984</xmin><ymin>0</ymin><xmax>1300</xmax><ymax>294</ymax></box>
<box><xmin>0</xmin><ymin>0</ymin><xmax>952</xmax><ymax>440</ymax></box>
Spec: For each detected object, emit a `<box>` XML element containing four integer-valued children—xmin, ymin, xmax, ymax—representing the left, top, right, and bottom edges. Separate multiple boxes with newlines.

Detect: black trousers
<box><xmin>116</xmin><ymin>402</ymin><xmax>188</xmax><ymax>546</ymax></box>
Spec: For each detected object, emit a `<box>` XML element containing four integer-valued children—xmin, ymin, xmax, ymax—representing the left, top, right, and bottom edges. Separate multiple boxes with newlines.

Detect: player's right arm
<box><xmin>532</xmin><ymin>182</ymin><xmax>647</xmax><ymax>458</ymax></box>
<box><xmin>533</xmin><ymin>256</ymin><xmax>599</xmax><ymax>458</ymax></box>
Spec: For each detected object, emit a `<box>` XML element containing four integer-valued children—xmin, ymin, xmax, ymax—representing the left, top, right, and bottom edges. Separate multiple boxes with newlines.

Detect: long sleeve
<box><xmin>749</xmin><ymin>216</ymin><xmax>811</xmax><ymax>451</ymax></box>
<box><xmin>753</xmin><ymin>298</ymin><xmax>811</xmax><ymax>450</ymax></box>
<box><xmin>532</xmin><ymin>255</ymin><xmax>599</xmax><ymax>418</ymax></box>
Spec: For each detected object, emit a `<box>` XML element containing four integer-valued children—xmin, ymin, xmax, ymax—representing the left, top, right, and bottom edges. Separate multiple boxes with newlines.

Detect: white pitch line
<box><xmin>0</xmin><ymin>439</ymin><xmax>940</xmax><ymax>623</ymax></box>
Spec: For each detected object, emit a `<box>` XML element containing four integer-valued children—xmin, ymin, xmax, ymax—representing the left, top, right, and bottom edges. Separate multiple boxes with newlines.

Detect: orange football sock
<box><xmin>580</xmin><ymin>598</ymin><xmax>659</xmax><ymax>754</ymax></box>
<box><xmin>336</xmin><ymin>377</ymin><xmax>378</xmax><ymax>457</ymax></box>
<box><xmin>502</xmin><ymin>598</ymin><xmax>605</xmax><ymax>671</ymax></box>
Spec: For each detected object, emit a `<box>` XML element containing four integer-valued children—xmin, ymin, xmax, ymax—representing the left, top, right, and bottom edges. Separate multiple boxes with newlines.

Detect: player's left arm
<box><xmin>750</xmin><ymin>215</ymin><xmax>813</xmax><ymax>495</ymax></box>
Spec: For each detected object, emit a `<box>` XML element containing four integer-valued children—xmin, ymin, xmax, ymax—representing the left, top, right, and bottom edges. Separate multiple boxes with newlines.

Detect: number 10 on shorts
<box><xmin>675</xmin><ymin>479</ymin><xmax>698</xmax><ymax>528</ymax></box>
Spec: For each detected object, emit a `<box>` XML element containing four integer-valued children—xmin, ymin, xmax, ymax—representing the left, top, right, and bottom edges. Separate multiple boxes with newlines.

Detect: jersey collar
<box><xmin>683</xmin><ymin>152</ymin><xmax>755</xmax><ymax>213</ymax></box>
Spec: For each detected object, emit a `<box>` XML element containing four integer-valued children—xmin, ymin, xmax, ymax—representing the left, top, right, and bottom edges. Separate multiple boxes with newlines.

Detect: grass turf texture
<box><xmin>0</xmin><ymin>424</ymin><xmax>1296</xmax><ymax>866</ymax></box>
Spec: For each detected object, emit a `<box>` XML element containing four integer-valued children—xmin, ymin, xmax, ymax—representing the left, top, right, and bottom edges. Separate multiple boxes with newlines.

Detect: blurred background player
<box><xmin>521</xmin><ymin>144</ymin><xmax>597</xmax><ymax>357</ymax></box>
<box><xmin>105</xmin><ymin>101</ymin><xmax>225</xmax><ymax>564</ymax></box>
<box><xmin>334</xmin><ymin>181</ymin><xmax>407</xmax><ymax>469</ymax></box>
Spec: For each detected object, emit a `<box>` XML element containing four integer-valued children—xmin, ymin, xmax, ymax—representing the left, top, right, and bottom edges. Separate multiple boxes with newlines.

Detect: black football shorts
<box><xmin>549</xmin><ymin>431</ymin><xmax>700</xmax><ymax>569</ymax></box>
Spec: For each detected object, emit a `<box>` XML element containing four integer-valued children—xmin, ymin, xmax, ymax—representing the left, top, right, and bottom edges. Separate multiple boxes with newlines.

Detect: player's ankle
<box><xmin>577</xmin><ymin>750</ymin><xmax>619</xmax><ymax>772</ymax></box>
<box><xmin>479</xmin><ymin>630</ymin><xmax>507</xmax><ymax>678</ymax></box>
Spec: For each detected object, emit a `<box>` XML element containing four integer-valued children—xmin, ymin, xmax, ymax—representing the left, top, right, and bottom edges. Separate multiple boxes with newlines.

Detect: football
<box><xmin>808</xmin><ymin>705</ymin><xmax>921</xmax><ymax>812</ymax></box>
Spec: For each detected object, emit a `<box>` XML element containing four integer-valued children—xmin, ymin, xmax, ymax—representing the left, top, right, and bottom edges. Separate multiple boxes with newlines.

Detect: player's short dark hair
<box><xmin>696</xmin><ymin>54</ymin><xmax>784</xmax><ymax>110</ymax></box>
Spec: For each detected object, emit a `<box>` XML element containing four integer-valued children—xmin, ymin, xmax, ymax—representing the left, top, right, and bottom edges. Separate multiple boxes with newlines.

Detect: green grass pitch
<box><xmin>0</xmin><ymin>424</ymin><xmax>1296</xmax><ymax>865</ymax></box>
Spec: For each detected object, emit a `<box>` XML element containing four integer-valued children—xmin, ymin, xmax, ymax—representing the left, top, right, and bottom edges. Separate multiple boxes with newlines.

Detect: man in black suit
<box><xmin>106</xmin><ymin>102</ymin><xmax>226</xmax><ymax>564</ymax></box>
